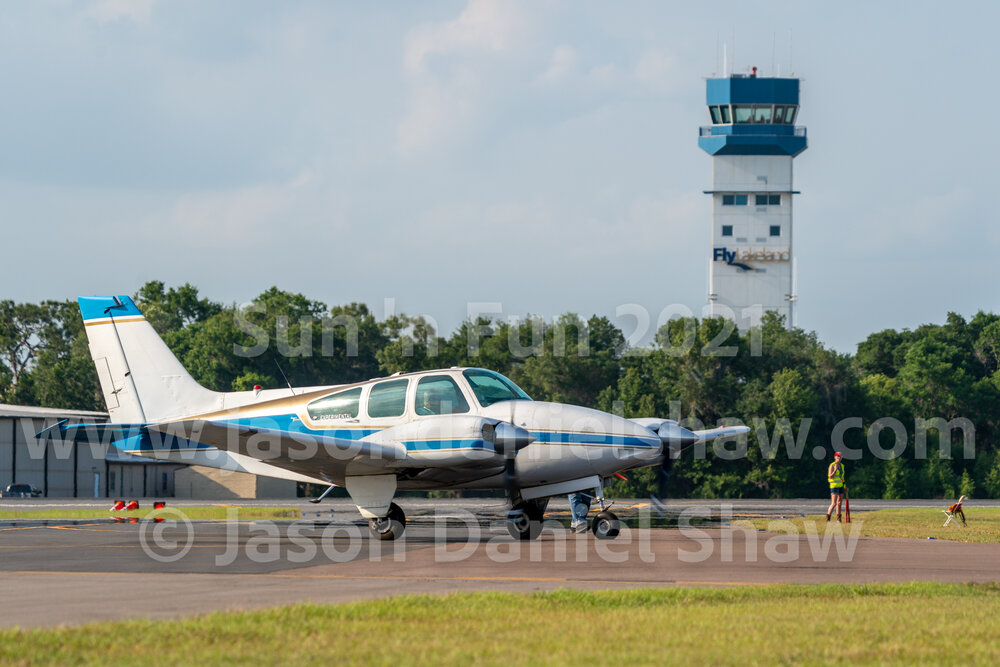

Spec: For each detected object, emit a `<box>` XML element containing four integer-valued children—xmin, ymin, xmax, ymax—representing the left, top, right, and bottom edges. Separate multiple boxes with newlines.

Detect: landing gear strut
<box><xmin>589</xmin><ymin>479</ymin><xmax>620</xmax><ymax>540</ymax></box>
<box><xmin>368</xmin><ymin>502</ymin><xmax>406</xmax><ymax>540</ymax></box>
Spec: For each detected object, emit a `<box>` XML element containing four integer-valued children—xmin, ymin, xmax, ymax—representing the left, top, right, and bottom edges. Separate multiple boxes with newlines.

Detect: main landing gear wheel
<box><xmin>591</xmin><ymin>511</ymin><xmax>620</xmax><ymax>540</ymax></box>
<box><xmin>368</xmin><ymin>502</ymin><xmax>406</xmax><ymax>541</ymax></box>
<box><xmin>506</xmin><ymin>501</ymin><xmax>545</xmax><ymax>541</ymax></box>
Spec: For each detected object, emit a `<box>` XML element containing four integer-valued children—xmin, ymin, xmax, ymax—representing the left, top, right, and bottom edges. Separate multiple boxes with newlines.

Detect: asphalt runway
<box><xmin>2</xmin><ymin>498</ymin><xmax>999</xmax><ymax>628</ymax></box>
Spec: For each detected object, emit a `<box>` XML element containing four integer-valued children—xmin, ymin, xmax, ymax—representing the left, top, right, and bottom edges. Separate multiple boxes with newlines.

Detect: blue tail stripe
<box><xmin>78</xmin><ymin>295</ymin><xmax>143</xmax><ymax>321</ymax></box>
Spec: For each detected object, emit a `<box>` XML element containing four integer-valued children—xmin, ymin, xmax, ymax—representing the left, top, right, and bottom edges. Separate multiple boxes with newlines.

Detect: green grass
<box><xmin>746</xmin><ymin>507</ymin><xmax>1000</xmax><ymax>543</ymax></box>
<box><xmin>1</xmin><ymin>584</ymin><xmax>999</xmax><ymax>665</ymax></box>
<box><xmin>0</xmin><ymin>506</ymin><xmax>301</xmax><ymax>521</ymax></box>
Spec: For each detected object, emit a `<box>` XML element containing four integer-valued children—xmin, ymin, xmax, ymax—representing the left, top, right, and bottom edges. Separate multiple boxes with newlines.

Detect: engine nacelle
<box><xmin>481</xmin><ymin>420</ymin><xmax>534</xmax><ymax>457</ymax></box>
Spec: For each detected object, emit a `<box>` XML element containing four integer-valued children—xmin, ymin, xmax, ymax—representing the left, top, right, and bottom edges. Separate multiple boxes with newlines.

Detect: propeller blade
<box><xmin>503</xmin><ymin>457</ymin><xmax>519</xmax><ymax>505</ymax></box>
<box><xmin>649</xmin><ymin>423</ymin><xmax>689</xmax><ymax>514</ymax></box>
<box><xmin>657</xmin><ymin>449</ymin><xmax>673</xmax><ymax>500</ymax></box>
<box><xmin>482</xmin><ymin>418</ymin><xmax>533</xmax><ymax>507</ymax></box>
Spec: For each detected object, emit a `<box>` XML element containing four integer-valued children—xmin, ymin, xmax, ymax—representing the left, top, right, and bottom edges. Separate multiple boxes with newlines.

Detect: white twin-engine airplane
<box><xmin>53</xmin><ymin>296</ymin><xmax>748</xmax><ymax>541</ymax></box>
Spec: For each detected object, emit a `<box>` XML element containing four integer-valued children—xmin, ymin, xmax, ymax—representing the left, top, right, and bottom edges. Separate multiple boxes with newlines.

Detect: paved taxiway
<box><xmin>3</xmin><ymin>499</ymin><xmax>999</xmax><ymax>628</ymax></box>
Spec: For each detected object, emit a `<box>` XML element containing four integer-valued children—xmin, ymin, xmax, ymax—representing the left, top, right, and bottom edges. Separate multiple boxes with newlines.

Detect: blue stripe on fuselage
<box><xmin>220</xmin><ymin>414</ymin><xmax>658</xmax><ymax>450</ymax></box>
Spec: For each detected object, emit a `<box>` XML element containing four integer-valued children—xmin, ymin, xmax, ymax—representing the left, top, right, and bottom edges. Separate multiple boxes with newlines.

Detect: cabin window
<box><xmin>415</xmin><ymin>376</ymin><xmax>470</xmax><ymax>416</ymax></box>
<box><xmin>367</xmin><ymin>379</ymin><xmax>408</xmax><ymax>418</ymax></box>
<box><xmin>307</xmin><ymin>387</ymin><xmax>362</xmax><ymax>421</ymax></box>
<box><xmin>709</xmin><ymin>105</ymin><xmax>721</xmax><ymax>124</ymax></box>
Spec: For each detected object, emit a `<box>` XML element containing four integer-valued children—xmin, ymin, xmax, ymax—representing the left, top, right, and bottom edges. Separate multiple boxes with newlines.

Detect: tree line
<box><xmin>3</xmin><ymin>281</ymin><xmax>999</xmax><ymax>500</ymax></box>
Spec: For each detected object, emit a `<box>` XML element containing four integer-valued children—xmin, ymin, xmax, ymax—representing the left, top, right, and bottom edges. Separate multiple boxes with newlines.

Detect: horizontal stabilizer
<box><xmin>37</xmin><ymin>420</ymin><xmax>145</xmax><ymax>444</ymax></box>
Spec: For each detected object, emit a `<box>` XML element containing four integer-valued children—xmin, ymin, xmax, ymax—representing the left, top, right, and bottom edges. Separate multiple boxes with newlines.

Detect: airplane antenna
<box><xmin>771</xmin><ymin>32</ymin><xmax>776</xmax><ymax>76</ymax></box>
<box><xmin>274</xmin><ymin>360</ymin><xmax>295</xmax><ymax>395</ymax></box>
<box><xmin>715</xmin><ymin>31</ymin><xmax>720</xmax><ymax>76</ymax></box>
<box><xmin>788</xmin><ymin>29</ymin><xmax>793</xmax><ymax>75</ymax></box>
<box><xmin>731</xmin><ymin>26</ymin><xmax>735</xmax><ymax>74</ymax></box>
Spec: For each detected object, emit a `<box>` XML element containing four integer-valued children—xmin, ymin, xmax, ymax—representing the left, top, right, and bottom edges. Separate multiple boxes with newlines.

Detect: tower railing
<box><xmin>700</xmin><ymin>125</ymin><xmax>807</xmax><ymax>137</ymax></box>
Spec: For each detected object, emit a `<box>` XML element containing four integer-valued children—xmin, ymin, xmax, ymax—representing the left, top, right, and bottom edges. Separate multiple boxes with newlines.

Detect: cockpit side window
<box><xmin>462</xmin><ymin>369</ymin><xmax>532</xmax><ymax>407</ymax></box>
<box><xmin>415</xmin><ymin>376</ymin><xmax>470</xmax><ymax>416</ymax></box>
<box><xmin>307</xmin><ymin>387</ymin><xmax>361</xmax><ymax>421</ymax></box>
<box><xmin>367</xmin><ymin>379</ymin><xmax>409</xmax><ymax>418</ymax></box>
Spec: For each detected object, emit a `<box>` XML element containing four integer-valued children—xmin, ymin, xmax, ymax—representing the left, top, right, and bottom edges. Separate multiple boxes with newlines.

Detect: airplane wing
<box><xmin>693</xmin><ymin>425</ymin><xmax>750</xmax><ymax>441</ymax></box>
<box><xmin>145</xmin><ymin>420</ymin><xmax>408</xmax><ymax>480</ymax></box>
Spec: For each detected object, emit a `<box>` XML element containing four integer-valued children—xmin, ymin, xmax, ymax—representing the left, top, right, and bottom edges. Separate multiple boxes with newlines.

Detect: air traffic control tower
<box><xmin>699</xmin><ymin>69</ymin><xmax>807</xmax><ymax>329</ymax></box>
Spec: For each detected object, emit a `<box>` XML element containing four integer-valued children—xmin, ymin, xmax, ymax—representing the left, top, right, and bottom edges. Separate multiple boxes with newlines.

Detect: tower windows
<box><xmin>769</xmin><ymin>225</ymin><xmax>781</xmax><ymax>237</ymax></box>
<box><xmin>733</xmin><ymin>105</ymin><xmax>753</xmax><ymax>123</ymax></box>
<box><xmin>722</xmin><ymin>225</ymin><xmax>733</xmax><ymax>237</ymax></box>
<box><xmin>723</xmin><ymin>193</ymin><xmax>782</xmax><ymax>206</ymax></box>
<box><xmin>710</xmin><ymin>104</ymin><xmax>798</xmax><ymax>125</ymax></box>
<box><xmin>753</xmin><ymin>106</ymin><xmax>772</xmax><ymax>123</ymax></box>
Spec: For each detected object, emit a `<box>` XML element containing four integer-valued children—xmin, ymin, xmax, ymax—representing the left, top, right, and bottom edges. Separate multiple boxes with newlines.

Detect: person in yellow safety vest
<box><xmin>826</xmin><ymin>451</ymin><xmax>846</xmax><ymax>522</ymax></box>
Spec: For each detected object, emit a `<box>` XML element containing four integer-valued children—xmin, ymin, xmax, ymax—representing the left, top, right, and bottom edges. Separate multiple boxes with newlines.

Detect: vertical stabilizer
<box><xmin>78</xmin><ymin>296</ymin><xmax>221</xmax><ymax>423</ymax></box>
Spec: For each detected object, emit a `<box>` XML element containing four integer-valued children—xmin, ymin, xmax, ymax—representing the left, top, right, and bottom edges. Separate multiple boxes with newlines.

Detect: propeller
<box><xmin>649</xmin><ymin>420</ymin><xmax>699</xmax><ymax>512</ymax></box>
<box><xmin>482</xmin><ymin>413</ymin><xmax>534</xmax><ymax>506</ymax></box>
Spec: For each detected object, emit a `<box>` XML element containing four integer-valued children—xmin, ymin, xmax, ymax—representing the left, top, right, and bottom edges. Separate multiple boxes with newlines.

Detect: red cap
<box><xmin>834</xmin><ymin>451</ymin><xmax>843</xmax><ymax>457</ymax></box>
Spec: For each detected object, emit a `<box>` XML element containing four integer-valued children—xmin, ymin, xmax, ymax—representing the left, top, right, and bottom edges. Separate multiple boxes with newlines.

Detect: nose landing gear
<box><xmin>568</xmin><ymin>479</ymin><xmax>622</xmax><ymax>539</ymax></box>
<box><xmin>591</xmin><ymin>510</ymin><xmax>620</xmax><ymax>539</ymax></box>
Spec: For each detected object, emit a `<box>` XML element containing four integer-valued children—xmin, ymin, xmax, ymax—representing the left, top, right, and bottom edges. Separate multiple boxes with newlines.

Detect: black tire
<box><xmin>368</xmin><ymin>502</ymin><xmax>406</xmax><ymax>541</ymax></box>
<box><xmin>506</xmin><ymin>504</ymin><xmax>543</xmax><ymax>541</ymax></box>
<box><xmin>591</xmin><ymin>511</ymin><xmax>620</xmax><ymax>539</ymax></box>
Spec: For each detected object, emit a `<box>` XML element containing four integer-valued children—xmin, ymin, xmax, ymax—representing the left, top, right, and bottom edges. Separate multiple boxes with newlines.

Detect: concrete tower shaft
<box><xmin>698</xmin><ymin>72</ymin><xmax>807</xmax><ymax>330</ymax></box>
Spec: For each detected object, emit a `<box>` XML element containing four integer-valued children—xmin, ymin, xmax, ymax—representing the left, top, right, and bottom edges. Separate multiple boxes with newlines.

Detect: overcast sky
<box><xmin>1</xmin><ymin>1</ymin><xmax>997</xmax><ymax>353</ymax></box>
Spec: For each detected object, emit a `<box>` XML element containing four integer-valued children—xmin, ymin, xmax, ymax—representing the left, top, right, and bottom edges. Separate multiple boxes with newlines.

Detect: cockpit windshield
<box><xmin>462</xmin><ymin>369</ymin><xmax>532</xmax><ymax>406</ymax></box>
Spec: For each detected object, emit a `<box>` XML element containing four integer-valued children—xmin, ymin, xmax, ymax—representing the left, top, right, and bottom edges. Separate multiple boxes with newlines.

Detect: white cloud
<box><xmin>541</xmin><ymin>45</ymin><xmax>577</xmax><ymax>82</ymax></box>
<box><xmin>403</xmin><ymin>0</ymin><xmax>523</xmax><ymax>75</ymax></box>
<box><xmin>587</xmin><ymin>63</ymin><xmax>621</xmax><ymax>87</ymax></box>
<box><xmin>84</xmin><ymin>0</ymin><xmax>156</xmax><ymax>24</ymax></box>
<box><xmin>846</xmin><ymin>186</ymin><xmax>973</xmax><ymax>253</ymax></box>
<box><xmin>397</xmin><ymin>0</ymin><xmax>529</xmax><ymax>155</ymax></box>
<box><xmin>634</xmin><ymin>48</ymin><xmax>678</xmax><ymax>93</ymax></box>
<box><xmin>157</xmin><ymin>169</ymin><xmax>345</xmax><ymax>244</ymax></box>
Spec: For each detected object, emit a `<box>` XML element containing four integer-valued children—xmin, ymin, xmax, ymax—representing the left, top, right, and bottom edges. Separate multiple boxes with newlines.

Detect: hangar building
<box><xmin>0</xmin><ymin>404</ymin><xmax>295</xmax><ymax>499</ymax></box>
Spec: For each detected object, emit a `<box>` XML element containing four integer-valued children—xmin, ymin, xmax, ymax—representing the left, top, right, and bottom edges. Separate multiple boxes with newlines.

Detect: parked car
<box><xmin>0</xmin><ymin>484</ymin><xmax>42</xmax><ymax>498</ymax></box>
